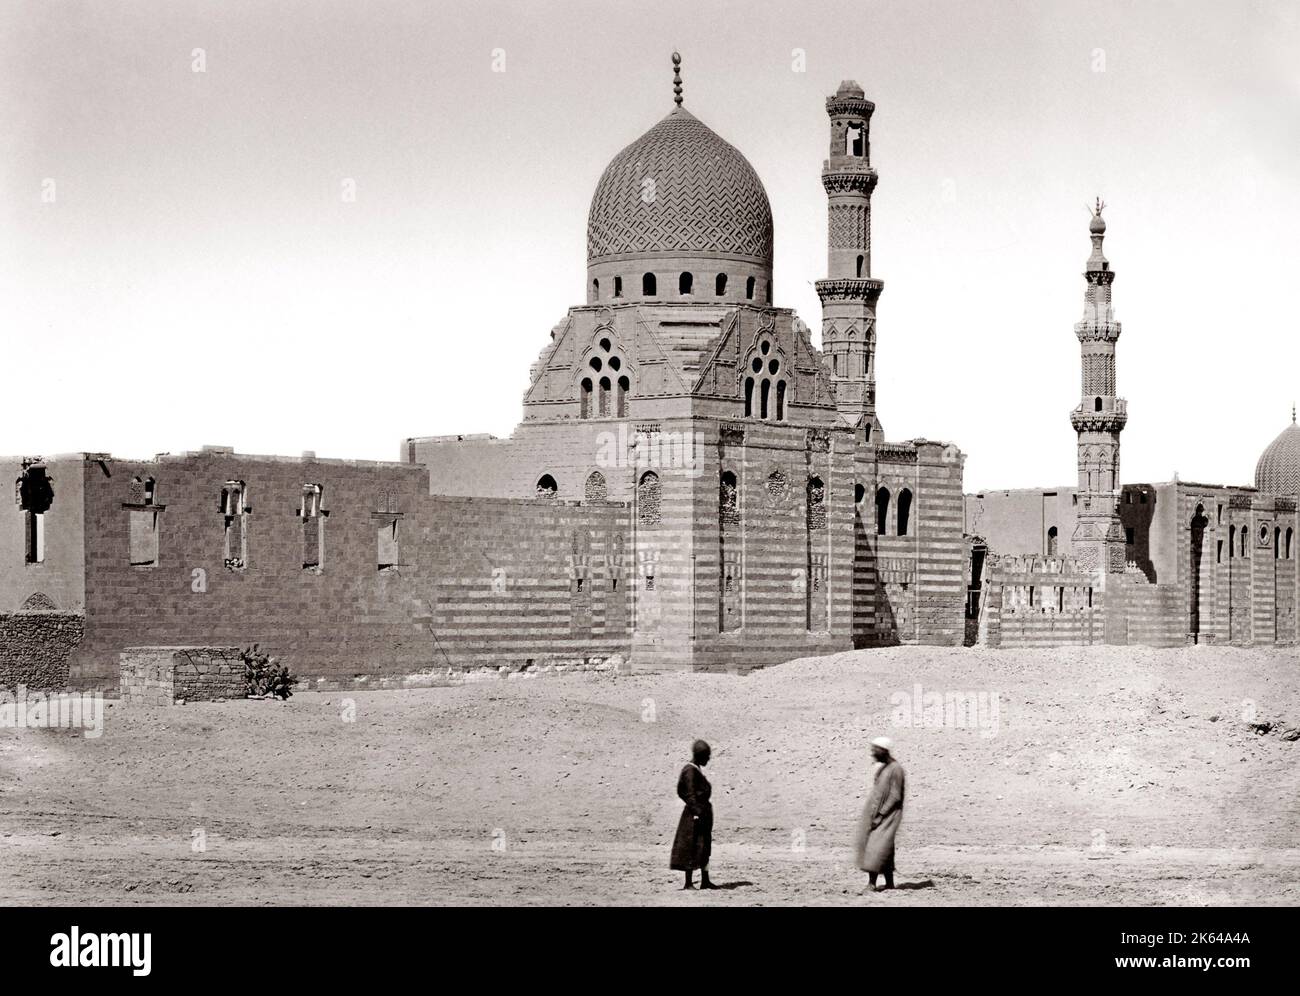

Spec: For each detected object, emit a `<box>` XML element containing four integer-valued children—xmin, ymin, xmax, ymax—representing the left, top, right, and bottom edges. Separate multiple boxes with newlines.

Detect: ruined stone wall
<box><xmin>70</xmin><ymin>451</ymin><xmax>438</xmax><ymax>689</ymax></box>
<box><xmin>119</xmin><ymin>646</ymin><xmax>243</xmax><ymax>705</ymax></box>
<box><xmin>978</xmin><ymin>556</ymin><xmax>1104</xmax><ymax>648</ymax></box>
<box><xmin>64</xmin><ymin>450</ymin><xmax>634</xmax><ymax>689</ymax></box>
<box><xmin>0</xmin><ymin>612</ymin><xmax>85</xmax><ymax>690</ymax></box>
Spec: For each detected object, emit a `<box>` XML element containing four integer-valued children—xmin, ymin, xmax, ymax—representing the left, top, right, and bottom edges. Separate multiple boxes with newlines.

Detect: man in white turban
<box><xmin>853</xmin><ymin>736</ymin><xmax>906</xmax><ymax>890</ymax></box>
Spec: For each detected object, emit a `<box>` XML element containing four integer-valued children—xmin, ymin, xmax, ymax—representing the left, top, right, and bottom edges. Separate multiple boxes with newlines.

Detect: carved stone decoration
<box><xmin>806</xmin><ymin>429</ymin><xmax>832</xmax><ymax>453</ymax></box>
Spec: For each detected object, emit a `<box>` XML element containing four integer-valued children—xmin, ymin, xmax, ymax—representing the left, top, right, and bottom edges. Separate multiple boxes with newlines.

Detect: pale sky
<box><xmin>2</xmin><ymin>0</ymin><xmax>1296</xmax><ymax>490</ymax></box>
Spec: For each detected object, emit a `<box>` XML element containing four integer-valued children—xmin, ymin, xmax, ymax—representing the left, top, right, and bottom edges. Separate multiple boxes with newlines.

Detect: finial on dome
<box><xmin>672</xmin><ymin>52</ymin><xmax>683</xmax><ymax>106</ymax></box>
<box><xmin>1292</xmin><ymin>401</ymin><xmax>1296</xmax><ymax>424</ymax></box>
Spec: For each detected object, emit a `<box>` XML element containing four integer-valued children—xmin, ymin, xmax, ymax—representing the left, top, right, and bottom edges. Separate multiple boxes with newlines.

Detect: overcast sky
<box><xmin>2</xmin><ymin>0</ymin><xmax>1296</xmax><ymax>490</ymax></box>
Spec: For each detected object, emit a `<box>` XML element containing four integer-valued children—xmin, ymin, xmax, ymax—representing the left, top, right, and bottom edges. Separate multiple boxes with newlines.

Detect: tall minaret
<box><xmin>815</xmin><ymin>81</ymin><xmax>884</xmax><ymax>440</ymax></box>
<box><xmin>1070</xmin><ymin>200</ymin><xmax>1128</xmax><ymax>574</ymax></box>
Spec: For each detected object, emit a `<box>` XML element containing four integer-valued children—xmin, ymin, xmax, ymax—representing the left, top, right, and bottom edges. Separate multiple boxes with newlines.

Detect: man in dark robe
<box><xmin>670</xmin><ymin>739</ymin><xmax>715</xmax><ymax>890</ymax></box>
<box><xmin>854</xmin><ymin>736</ymin><xmax>905</xmax><ymax>891</ymax></box>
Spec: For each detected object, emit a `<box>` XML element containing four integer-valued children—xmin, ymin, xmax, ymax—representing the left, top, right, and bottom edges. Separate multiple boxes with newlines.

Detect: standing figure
<box><xmin>670</xmin><ymin>739</ymin><xmax>716</xmax><ymax>890</ymax></box>
<box><xmin>854</xmin><ymin>736</ymin><xmax>906</xmax><ymax>891</ymax></box>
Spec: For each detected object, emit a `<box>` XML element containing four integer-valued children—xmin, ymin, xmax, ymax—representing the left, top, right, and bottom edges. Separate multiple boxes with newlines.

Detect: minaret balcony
<box><xmin>1070</xmin><ymin>398</ymin><xmax>1127</xmax><ymax>433</ymax></box>
<box><xmin>821</xmin><ymin>166</ymin><xmax>878</xmax><ymax>195</ymax></box>
<box><xmin>815</xmin><ymin>277</ymin><xmax>884</xmax><ymax>304</ymax></box>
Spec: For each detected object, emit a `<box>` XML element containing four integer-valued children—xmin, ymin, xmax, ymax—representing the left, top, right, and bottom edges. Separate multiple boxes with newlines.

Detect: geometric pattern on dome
<box><xmin>1254</xmin><ymin>419</ymin><xmax>1300</xmax><ymax>495</ymax></box>
<box><xmin>587</xmin><ymin>108</ymin><xmax>773</xmax><ymax>265</ymax></box>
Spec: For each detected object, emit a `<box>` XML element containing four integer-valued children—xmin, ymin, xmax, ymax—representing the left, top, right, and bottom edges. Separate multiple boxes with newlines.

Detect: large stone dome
<box><xmin>1255</xmin><ymin>415</ymin><xmax>1300</xmax><ymax>495</ymax></box>
<box><xmin>586</xmin><ymin>107</ymin><xmax>774</xmax><ymax>268</ymax></box>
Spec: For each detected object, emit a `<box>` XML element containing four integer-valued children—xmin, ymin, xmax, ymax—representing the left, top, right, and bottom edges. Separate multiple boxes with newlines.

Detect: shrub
<box><xmin>241</xmin><ymin>644</ymin><xmax>295</xmax><ymax>700</ymax></box>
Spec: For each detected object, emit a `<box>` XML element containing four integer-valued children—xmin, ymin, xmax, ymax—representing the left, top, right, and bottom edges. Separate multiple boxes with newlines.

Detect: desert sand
<box><xmin>1</xmin><ymin>644</ymin><xmax>1296</xmax><ymax>906</ymax></box>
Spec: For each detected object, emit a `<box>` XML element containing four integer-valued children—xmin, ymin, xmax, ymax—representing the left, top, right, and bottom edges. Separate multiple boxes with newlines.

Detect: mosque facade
<box><xmin>1</xmin><ymin>64</ymin><xmax>968</xmax><ymax>690</ymax></box>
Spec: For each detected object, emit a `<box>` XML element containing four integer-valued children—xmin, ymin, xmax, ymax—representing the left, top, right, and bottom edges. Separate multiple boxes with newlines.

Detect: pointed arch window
<box><xmin>679</xmin><ymin>272</ymin><xmax>693</xmax><ymax>296</ymax></box>
<box><xmin>715</xmin><ymin>273</ymin><xmax>727</xmax><ymax>296</ymax></box>
<box><xmin>875</xmin><ymin>486</ymin><xmax>890</xmax><ymax>535</ymax></box>
<box><xmin>745</xmin><ymin>276</ymin><xmax>755</xmax><ymax>300</ymax></box>
<box><xmin>642</xmin><ymin>272</ymin><xmax>657</xmax><ymax>296</ymax></box>
<box><xmin>897</xmin><ymin>488</ymin><xmax>913</xmax><ymax>536</ymax></box>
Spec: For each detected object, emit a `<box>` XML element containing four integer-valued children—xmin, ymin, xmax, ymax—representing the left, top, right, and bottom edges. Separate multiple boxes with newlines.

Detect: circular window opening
<box><xmin>768</xmin><ymin>359</ymin><xmax>779</xmax><ymax>375</ymax></box>
<box><xmin>609</xmin><ymin>356</ymin><xmax>621</xmax><ymax>371</ymax></box>
<box><xmin>751</xmin><ymin>357</ymin><xmax>762</xmax><ymax>373</ymax></box>
<box><xmin>760</xmin><ymin>340</ymin><xmax>771</xmax><ymax>355</ymax></box>
<box><xmin>599</xmin><ymin>337</ymin><xmax>612</xmax><ymax>352</ymax></box>
<box><xmin>854</xmin><ymin>483</ymin><xmax>865</xmax><ymax>504</ymax></box>
<box><xmin>589</xmin><ymin>357</ymin><xmax>602</xmax><ymax>371</ymax></box>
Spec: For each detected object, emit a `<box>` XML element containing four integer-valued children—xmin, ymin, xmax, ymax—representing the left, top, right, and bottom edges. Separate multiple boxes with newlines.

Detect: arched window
<box><xmin>585</xmin><ymin>471</ymin><xmax>607</xmax><ymax>502</ymax></box>
<box><xmin>638</xmin><ymin>471</ymin><xmax>661</xmax><ymax>526</ymax></box>
<box><xmin>775</xmin><ymin>380</ymin><xmax>786</xmax><ymax>421</ymax></box>
<box><xmin>679</xmin><ymin>272</ymin><xmax>693</xmax><ymax>295</ymax></box>
<box><xmin>1094</xmin><ymin>397</ymin><xmax>1103</xmax><ymax>412</ymax></box>
<box><xmin>535</xmin><ymin>474</ymin><xmax>558</xmax><ymax>499</ymax></box>
<box><xmin>856</xmin><ymin>255</ymin><xmax>864</xmax><ymax>278</ymax></box>
<box><xmin>715</xmin><ymin>273</ymin><xmax>727</xmax><ymax>296</ymax></box>
<box><xmin>580</xmin><ymin>377</ymin><xmax>593</xmax><ymax>419</ymax></box>
<box><xmin>1240</xmin><ymin>526</ymin><xmax>1248</xmax><ymax>557</ymax></box>
<box><xmin>744</xmin><ymin>377</ymin><xmax>754</xmax><ymax>417</ymax></box>
<box><xmin>719</xmin><ymin>470</ymin><xmax>739</xmax><ymax>525</ymax></box>
<box><xmin>760</xmin><ymin>379</ymin><xmax>770</xmax><ymax>419</ymax></box>
<box><xmin>1275</xmin><ymin>527</ymin><xmax>1282</xmax><ymax>559</ymax></box>
<box><xmin>613</xmin><ymin>276</ymin><xmax>623</xmax><ymax>298</ymax></box>
<box><xmin>1047</xmin><ymin>525</ymin><xmax>1058</xmax><ymax>556</ymax></box>
<box><xmin>591</xmin><ymin>278</ymin><xmax>599</xmax><ymax>301</ymax></box>
<box><xmin>616</xmin><ymin>375</ymin><xmax>629</xmax><ymax>417</ymax></box>
<box><xmin>1287</xmin><ymin>527</ymin><xmax>1294</xmax><ymax>559</ymax></box>
<box><xmin>854</xmin><ymin>483</ymin><xmax>865</xmax><ymax>505</ymax></box>
<box><xmin>1229</xmin><ymin>524</ymin><xmax>1236</xmax><ymax>558</ymax></box>
<box><xmin>765</xmin><ymin>281</ymin><xmax>772</xmax><ymax>304</ymax></box>
<box><xmin>642</xmin><ymin>272</ymin><xmax>657</xmax><ymax>296</ymax></box>
<box><xmin>897</xmin><ymin>488</ymin><xmax>913</xmax><ymax>536</ymax></box>
<box><xmin>599</xmin><ymin>376</ymin><xmax>611</xmax><ymax>416</ymax></box>
<box><xmin>745</xmin><ymin>276</ymin><xmax>755</xmax><ymax>300</ymax></box>
<box><xmin>875</xmin><ymin>486</ymin><xmax>890</xmax><ymax>535</ymax></box>
<box><xmin>807</xmin><ymin>477</ymin><xmax>826</xmax><ymax>530</ymax></box>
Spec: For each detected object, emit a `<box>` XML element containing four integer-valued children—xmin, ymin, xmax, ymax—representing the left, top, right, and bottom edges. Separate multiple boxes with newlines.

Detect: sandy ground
<box><xmin>1</xmin><ymin>644</ymin><xmax>1297</xmax><ymax>906</ymax></box>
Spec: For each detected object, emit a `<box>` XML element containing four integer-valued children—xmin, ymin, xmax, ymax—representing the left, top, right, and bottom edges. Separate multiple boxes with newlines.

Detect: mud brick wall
<box><xmin>119</xmin><ymin>646</ymin><xmax>243</xmax><ymax>705</ymax></box>
<box><xmin>0</xmin><ymin>612</ymin><xmax>85</xmax><ymax>690</ymax></box>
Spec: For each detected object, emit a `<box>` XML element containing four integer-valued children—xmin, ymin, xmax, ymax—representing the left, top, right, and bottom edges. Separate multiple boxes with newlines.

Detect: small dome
<box><xmin>586</xmin><ymin>107</ymin><xmax>773</xmax><ymax>268</ymax></box>
<box><xmin>835</xmin><ymin>80</ymin><xmax>866</xmax><ymax>98</ymax></box>
<box><xmin>1089</xmin><ymin>211</ymin><xmax>1106</xmax><ymax>235</ymax></box>
<box><xmin>1254</xmin><ymin>415</ymin><xmax>1300</xmax><ymax>495</ymax></box>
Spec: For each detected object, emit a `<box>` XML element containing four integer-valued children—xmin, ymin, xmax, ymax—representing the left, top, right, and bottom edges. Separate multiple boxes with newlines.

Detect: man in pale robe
<box><xmin>853</xmin><ymin>736</ymin><xmax>905</xmax><ymax>890</ymax></box>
